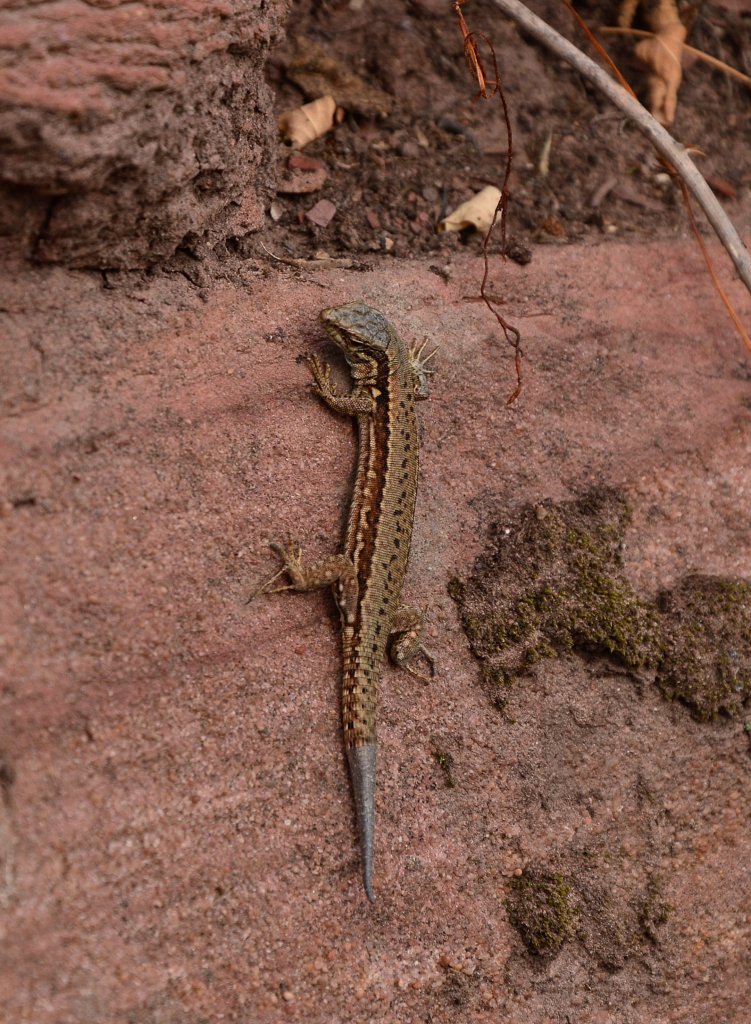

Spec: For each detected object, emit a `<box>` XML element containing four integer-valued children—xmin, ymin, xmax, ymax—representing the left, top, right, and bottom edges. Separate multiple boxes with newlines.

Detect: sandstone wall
<box><xmin>0</xmin><ymin>0</ymin><xmax>287</xmax><ymax>269</ymax></box>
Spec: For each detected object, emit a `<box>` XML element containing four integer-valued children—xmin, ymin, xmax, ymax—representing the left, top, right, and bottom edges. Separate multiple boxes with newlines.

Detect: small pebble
<box><xmin>306</xmin><ymin>199</ymin><xmax>337</xmax><ymax>228</ymax></box>
<box><xmin>288</xmin><ymin>154</ymin><xmax>324</xmax><ymax>172</ymax></box>
<box><xmin>399</xmin><ymin>140</ymin><xmax>421</xmax><ymax>159</ymax></box>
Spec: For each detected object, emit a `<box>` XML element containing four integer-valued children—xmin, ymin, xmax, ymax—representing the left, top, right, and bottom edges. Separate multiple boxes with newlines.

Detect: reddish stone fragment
<box><xmin>277</xmin><ymin>165</ymin><xmax>328</xmax><ymax>195</ymax></box>
<box><xmin>287</xmin><ymin>154</ymin><xmax>325</xmax><ymax>172</ymax></box>
<box><xmin>305</xmin><ymin>199</ymin><xmax>337</xmax><ymax>228</ymax></box>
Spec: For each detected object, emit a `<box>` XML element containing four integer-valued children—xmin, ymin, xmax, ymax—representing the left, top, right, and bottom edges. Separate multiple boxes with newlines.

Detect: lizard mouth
<box><xmin>320</xmin><ymin>320</ymin><xmax>370</xmax><ymax>362</ymax></box>
<box><xmin>320</xmin><ymin>321</ymin><xmax>350</xmax><ymax>350</ymax></box>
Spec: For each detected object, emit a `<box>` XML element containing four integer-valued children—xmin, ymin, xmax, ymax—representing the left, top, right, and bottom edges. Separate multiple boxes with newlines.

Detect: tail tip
<box><xmin>364</xmin><ymin>874</ymin><xmax>376</xmax><ymax>903</ymax></box>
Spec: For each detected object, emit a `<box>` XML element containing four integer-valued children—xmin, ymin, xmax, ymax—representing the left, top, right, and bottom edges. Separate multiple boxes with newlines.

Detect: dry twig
<box><xmin>453</xmin><ymin>0</ymin><xmax>523</xmax><ymax>403</ymax></box>
<box><xmin>600</xmin><ymin>27</ymin><xmax>751</xmax><ymax>90</ymax></box>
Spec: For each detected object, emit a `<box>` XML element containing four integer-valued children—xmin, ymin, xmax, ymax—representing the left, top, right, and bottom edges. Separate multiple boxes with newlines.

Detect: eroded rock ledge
<box><xmin>0</xmin><ymin>0</ymin><xmax>287</xmax><ymax>269</ymax></box>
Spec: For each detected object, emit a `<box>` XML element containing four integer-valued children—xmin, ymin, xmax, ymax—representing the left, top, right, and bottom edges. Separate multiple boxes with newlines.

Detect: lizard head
<box><xmin>319</xmin><ymin>302</ymin><xmax>391</xmax><ymax>357</ymax></box>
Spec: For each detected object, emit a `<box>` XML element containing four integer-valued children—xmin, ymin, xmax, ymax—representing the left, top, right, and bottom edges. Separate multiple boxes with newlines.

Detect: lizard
<box><xmin>265</xmin><ymin>301</ymin><xmax>435</xmax><ymax>902</ymax></box>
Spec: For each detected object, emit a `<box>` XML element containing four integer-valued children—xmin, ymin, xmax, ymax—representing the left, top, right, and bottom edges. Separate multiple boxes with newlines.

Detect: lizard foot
<box><xmin>307</xmin><ymin>354</ymin><xmax>337</xmax><ymax>400</ymax></box>
<box><xmin>245</xmin><ymin>540</ymin><xmax>301</xmax><ymax>602</ymax></box>
<box><xmin>389</xmin><ymin>605</ymin><xmax>436</xmax><ymax>680</ymax></box>
<box><xmin>409</xmin><ymin>339</ymin><xmax>438</xmax><ymax>400</ymax></box>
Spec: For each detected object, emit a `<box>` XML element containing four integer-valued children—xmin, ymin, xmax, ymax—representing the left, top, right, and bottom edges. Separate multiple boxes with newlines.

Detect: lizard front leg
<box><xmin>308</xmin><ymin>355</ymin><xmax>374</xmax><ymax>416</ymax></box>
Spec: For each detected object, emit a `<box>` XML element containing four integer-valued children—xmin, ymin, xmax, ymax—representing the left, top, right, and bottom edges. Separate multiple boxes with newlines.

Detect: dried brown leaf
<box><xmin>437</xmin><ymin>186</ymin><xmax>502</xmax><ymax>234</ymax></box>
<box><xmin>279</xmin><ymin>96</ymin><xmax>336</xmax><ymax>149</ymax></box>
<box><xmin>635</xmin><ymin>20</ymin><xmax>687</xmax><ymax>124</ymax></box>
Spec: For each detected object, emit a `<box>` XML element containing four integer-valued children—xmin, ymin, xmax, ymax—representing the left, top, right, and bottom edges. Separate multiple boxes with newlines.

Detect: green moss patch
<box><xmin>450</xmin><ymin>488</ymin><xmax>659</xmax><ymax>690</ymax></box>
<box><xmin>505</xmin><ymin>857</ymin><xmax>671</xmax><ymax>964</ymax></box>
<box><xmin>505</xmin><ymin>870</ymin><xmax>577</xmax><ymax>955</ymax></box>
<box><xmin>450</xmin><ymin>488</ymin><xmax>751</xmax><ymax>721</ymax></box>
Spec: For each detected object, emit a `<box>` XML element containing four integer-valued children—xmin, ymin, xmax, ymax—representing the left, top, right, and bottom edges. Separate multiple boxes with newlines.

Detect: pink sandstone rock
<box><xmin>1</xmin><ymin>239</ymin><xmax>750</xmax><ymax>1022</ymax></box>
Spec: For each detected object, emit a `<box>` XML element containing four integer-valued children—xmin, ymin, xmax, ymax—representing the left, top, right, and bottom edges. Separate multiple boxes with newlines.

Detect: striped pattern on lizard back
<box><xmin>340</xmin><ymin>332</ymin><xmax>419</xmax><ymax>748</ymax></box>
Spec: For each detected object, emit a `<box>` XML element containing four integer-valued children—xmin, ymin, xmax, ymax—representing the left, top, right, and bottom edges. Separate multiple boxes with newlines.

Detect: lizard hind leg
<box><xmin>388</xmin><ymin>604</ymin><xmax>436</xmax><ymax>680</ymax></box>
<box><xmin>268</xmin><ymin>541</ymin><xmax>358</xmax><ymax>620</ymax></box>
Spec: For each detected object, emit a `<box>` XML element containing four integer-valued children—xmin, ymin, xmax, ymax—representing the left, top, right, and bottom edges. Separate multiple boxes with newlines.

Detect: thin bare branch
<box><xmin>490</xmin><ymin>0</ymin><xmax>751</xmax><ymax>297</ymax></box>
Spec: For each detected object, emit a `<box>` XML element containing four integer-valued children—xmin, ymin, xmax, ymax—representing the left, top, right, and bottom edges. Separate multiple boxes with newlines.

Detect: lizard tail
<box><xmin>347</xmin><ymin>743</ymin><xmax>376</xmax><ymax>902</ymax></box>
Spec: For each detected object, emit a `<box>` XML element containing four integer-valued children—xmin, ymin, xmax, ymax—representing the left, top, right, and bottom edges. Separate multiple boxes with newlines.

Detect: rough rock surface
<box><xmin>1</xmin><ymin>239</ymin><xmax>750</xmax><ymax>1022</ymax></box>
<box><xmin>0</xmin><ymin>0</ymin><xmax>286</xmax><ymax>269</ymax></box>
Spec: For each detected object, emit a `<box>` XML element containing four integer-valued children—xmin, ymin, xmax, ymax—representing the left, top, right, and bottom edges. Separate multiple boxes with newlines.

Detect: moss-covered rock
<box><xmin>506</xmin><ymin>857</ymin><xmax>671</xmax><ymax>965</ymax></box>
<box><xmin>450</xmin><ymin>488</ymin><xmax>659</xmax><ymax>694</ymax></box>
<box><xmin>655</xmin><ymin>575</ymin><xmax>751</xmax><ymax>720</ymax></box>
<box><xmin>450</xmin><ymin>488</ymin><xmax>751</xmax><ymax>722</ymax></box>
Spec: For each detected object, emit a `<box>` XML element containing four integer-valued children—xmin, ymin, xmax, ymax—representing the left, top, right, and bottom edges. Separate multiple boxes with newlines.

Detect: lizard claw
<box><xmin>307</xmin><ymin>354</ymin><xmax>336</xmax><ymax>398</ymax></box>
<box><xmin>251</xmin><ymin>540</ymin><xmax>301</xmax><ymax>595</ymax></box>
<box><xmin>409</xmin><ymin>339</ymin><xmax>437</xmax><ymax>400</ymax></box>
<box><xmin>246</xmin><ymin>544</ymin><xmax>295</xmax><ymax>602</ymax></box>
<box><xmin>269</xmin><ymin>539</ymin><xmax>302</xmax><ymax>570</ymax></box>
<box><xmin>401</xmin><ymin>646</ymin><xmax>436</xmax><ymax>682</ymax></box>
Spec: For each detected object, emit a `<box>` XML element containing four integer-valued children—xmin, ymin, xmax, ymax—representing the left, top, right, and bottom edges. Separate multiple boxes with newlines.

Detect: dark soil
<box><xmin>264</xmin><ymin>0</ymin><xmax>751</xmax><ymax>263</ymax></box>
